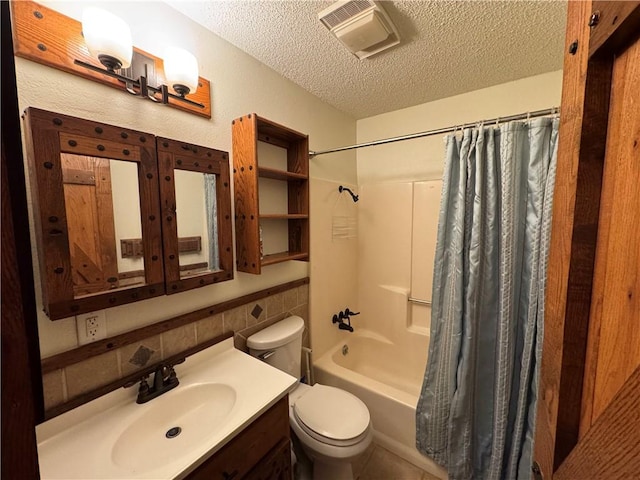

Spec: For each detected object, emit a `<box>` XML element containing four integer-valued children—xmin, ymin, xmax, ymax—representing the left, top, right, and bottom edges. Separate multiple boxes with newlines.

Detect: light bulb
<box><xmin>82</xmin><ymin>7</ymin><xmax>132</xmax><ymax>70</ymax></box>
<box><xmin>163</xmin><ymin>47</ymin><xmax>199</xmax><ymax>96</ymax></box>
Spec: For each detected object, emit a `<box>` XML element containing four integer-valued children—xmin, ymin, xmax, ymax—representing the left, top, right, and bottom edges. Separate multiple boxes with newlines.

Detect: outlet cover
<box><xmin>76</xmin><ymin>310</ymin><xmax>107</xmax><ymax>345</ymax></box>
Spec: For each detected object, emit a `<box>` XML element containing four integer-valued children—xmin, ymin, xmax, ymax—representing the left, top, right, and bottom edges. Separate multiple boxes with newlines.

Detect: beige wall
<box><xmin>353</xmin><ymin>70</ymin><xmax>563</xmax><ymax>358</ymax></box>
<box><xmin>356</xmin><ymin>70</ymin><xmax>563</xmax><ymax>184</ymax></box>
<box><xmin>309</xmin><ymin>178</ymin><xmax>359</xmax><ymax>359</ymax></box>
<box><xmin>17</xmin><ymin>1</ymin><xmax>356</xmax><ymax>357</ymax></box>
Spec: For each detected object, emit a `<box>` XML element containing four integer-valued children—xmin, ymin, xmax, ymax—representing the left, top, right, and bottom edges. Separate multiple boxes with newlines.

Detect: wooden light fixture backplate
<box><xmin>11</xmin><ymin>0</ymin><xmax>212</xmax><ymax>119</ymax></box>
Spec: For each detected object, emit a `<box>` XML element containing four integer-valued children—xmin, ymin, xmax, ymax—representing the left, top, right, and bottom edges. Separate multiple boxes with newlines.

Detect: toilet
<box><xmin>247</xmin><ymin>315</ymin><xmax>373</xmax><ymax>480</ymax></box>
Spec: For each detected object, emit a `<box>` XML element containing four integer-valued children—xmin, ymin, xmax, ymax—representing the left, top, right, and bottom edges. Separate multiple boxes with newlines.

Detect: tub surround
<box><xmin>36</xmin><ymin>338</ymin><xmax>296</xmax><ymax>479</ymax></box>
<box><xmin>314</xmin><ymin>331</ymin><xmax>445</xmax><ymax>479</ymax></box>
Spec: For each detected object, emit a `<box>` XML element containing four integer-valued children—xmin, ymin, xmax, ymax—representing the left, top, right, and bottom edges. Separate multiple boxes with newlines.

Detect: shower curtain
<box><xmin>204</xmin><ymin>173</ymin><xmax>219</xmax><ymax>271</ymax></box>
<box><xmin>416</xmin><ymin>118</ymin><xmax>559</xmax><ymax>480</ymax></box>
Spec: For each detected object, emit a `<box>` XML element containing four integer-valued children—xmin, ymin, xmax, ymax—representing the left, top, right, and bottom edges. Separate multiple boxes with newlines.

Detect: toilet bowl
<box><xmin>290</xmin><ymin>382</ymin><xmax>373</xmax><ymax>478</ymax></box>
<box><xmin>247</xmin><ymin>316</ymin><xmax>372</xmax><ymax>480</ymax></box>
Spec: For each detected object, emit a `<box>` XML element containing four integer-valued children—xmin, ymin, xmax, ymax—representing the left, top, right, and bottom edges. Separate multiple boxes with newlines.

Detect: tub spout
<box><xmin>338</xmin><ymin>322</ymin><xmax>354</xmax><ymax>332</ymax></box>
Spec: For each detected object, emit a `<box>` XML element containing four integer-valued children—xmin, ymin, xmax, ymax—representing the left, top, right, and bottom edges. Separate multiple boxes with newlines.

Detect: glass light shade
<box><xmin>82</xmin><ymin>7</ymin><xmax>132</xmax><ymax>70</ymax></box>
<box><xmin>163</xmin><ymin>47</ymin><xmax>199</xmax><ymax>96</ymax></box>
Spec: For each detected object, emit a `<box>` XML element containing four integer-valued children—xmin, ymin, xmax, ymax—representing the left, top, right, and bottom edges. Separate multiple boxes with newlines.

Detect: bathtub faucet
<box><xmin>332</xmin><ymin>308</ymin><xmax>359</xmax><ymax>332</ymax></box>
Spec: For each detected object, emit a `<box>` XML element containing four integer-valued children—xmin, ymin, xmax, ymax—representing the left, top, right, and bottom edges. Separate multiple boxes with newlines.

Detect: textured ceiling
<box><xmin>166</xmin><ymin>1</ymin><xmax>567</xmax><ymax>119</ymax></box>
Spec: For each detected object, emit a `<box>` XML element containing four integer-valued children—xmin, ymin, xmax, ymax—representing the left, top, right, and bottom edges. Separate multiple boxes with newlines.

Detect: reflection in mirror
<box><xmin>174</xmin><ymin>170</ymin><xmax>219</xmax><ymax>279</ymax></box>
<box><xmin>61</xmin><ymin>154</ymin><xmax>144</xmax><ymax>297</ymax></box>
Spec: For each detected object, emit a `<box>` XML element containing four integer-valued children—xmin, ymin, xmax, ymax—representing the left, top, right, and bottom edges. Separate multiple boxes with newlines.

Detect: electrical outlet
<box><xmin>76</xmin><ymin>310</ymin><xmax>107</xmax><ymax>345</ymax></box>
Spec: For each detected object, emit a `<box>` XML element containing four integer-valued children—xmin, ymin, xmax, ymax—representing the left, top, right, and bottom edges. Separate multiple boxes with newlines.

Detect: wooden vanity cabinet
<box><xmin>187</xmin><ymin>395</ymin><xmax>291</xmax><ymax>480</ymax></box>
<box><xmin>232</xmin><ymin>114</ymin><xmax>309</xmax><ymax>274</ymax></box>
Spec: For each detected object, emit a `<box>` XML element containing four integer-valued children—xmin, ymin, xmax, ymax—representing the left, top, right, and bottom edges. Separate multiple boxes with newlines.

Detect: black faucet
<box><xmin>332</xmin><ymin>308</ymin><xmax>360</xmax><ymax>332</ymax></box>
<box><xmin>136</xmin><ymin>364</ymin><xmax>179</xmax><ymax>404</ymax></box>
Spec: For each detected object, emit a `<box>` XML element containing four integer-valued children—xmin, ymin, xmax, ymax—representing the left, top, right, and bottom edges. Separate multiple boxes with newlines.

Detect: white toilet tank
<box><xmin>246</xmin><ymin>315</ymin><xmax>304</xmax><ymax>380</ymax></box>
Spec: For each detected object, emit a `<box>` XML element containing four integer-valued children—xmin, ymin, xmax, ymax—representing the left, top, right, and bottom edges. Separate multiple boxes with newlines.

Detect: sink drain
<box><xmin>166</xmin><ymin>426</ymin><xmax>182</xmax><ymax>439</ymax></box>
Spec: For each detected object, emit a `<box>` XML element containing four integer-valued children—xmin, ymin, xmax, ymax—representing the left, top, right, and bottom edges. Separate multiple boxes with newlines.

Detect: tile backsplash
<box><xmin>42</xmin><ymin>283</ymin><xmax>309</xmax><ymax>413</ymax></box>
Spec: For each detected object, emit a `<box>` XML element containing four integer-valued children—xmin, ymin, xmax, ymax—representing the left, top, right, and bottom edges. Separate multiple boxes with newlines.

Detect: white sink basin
<box><xmin>112</xmin><ymin>383</ymin><xmax>236</xmax><ymax>472</ymax></box>
<box><xmin>36</xmin><ymin>338</ymin><xmax>297</xmax><ymax>479</ymax></box>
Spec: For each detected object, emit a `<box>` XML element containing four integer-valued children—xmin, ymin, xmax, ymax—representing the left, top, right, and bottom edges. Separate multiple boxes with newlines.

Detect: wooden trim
<box><xmin>121</xmin><ymin>237</ymin><xmax>202</xmax><ymax>258</ymax></box>
<box><xmin>23</xmin><ymin>107</ymin><xmax>166</xmax><ymax>319</ymax></box>
<box><xmin>233</xmin><ymin>113</ymin><xmax>310</xmax><ymax>274</ymax></box>
<box><xmin>535</xmin><ymin>1</ymin><xmax>640</xmax><ymax>476</ymax></box>
<box><xmin>1</xmin><ymin>2</ymin><xmax>43</xmax><ymax>474</ymax></box>
<box><xmin>580</xmin><ymin>24</ymin><xmax>640</xmax><ymax>436</ymax></box>
<box><xmin>555</xmin><ymin>366</ymin><xmax>640</xmax><ymax>480</ymax></box>
<box><xmin>10</xmin><ymin>0</ymin><xmax>212</xmax><ymax>119</ymax></box>
<box><xmin>534</xmin><ymin>1</ymin><xmax>598</xmax><ymax>476</ymax></box>
<box><xmin>258</xmin><ymin>167</ymin><xmax>308</xmax><ymax>181</ymax></box>
<box><xmin>260</xmin><ymin>214</ymin><xmax>309</xmax><ymax>220</ymax></box>
<box><xmin>589</xmin><ymin>2</ymin><xmax>640</xmax><ymax>58</ymax></box>
<box><xmin>118</xmin><ymin>262</ymin><xmax>208</xmax><ymax>280</ymax></box>
<box><xmin>156</xmin><ymin>137</ymin><xmax>234</xmax><ymax>294</ymax></box>
<box><xmin>232</xmin><ymin>114</ymin><xmax>261</xmax><ymax>274</ymax></box>
<box><xmin>261</xmin><ymin>252</ymin><xmax>309</xmax><ymax>266</ymax></box>
<box><xmin>41</xmin><ymin>277</ymin><xmax>310</xmax><ymax>373</ymax></box>
<box><xmin>43</xmin><ymin>331</ymin><xmax>233</xmax><ymax>420</ymax></box>
<box><xmin>553</xmin><ymin>54</ymin><xmax>612</xmax><ymax>469</ymax></box>
<box><xmin>59</xmin><ymin>132</ymin><xmax>142</xmax><ymax>161</ymax></box>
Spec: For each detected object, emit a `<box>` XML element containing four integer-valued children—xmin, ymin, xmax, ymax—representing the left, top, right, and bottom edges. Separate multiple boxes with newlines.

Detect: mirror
<box><xmin>61</xmin><ymin>155</ymin><xmax>146</xmax><ymax>296</ymax></box>
<box><xmin>174</xmin><ymin>170</ymin><xmax>219</xmax><ymax>278</ymax></box>
<box><xmin>157</xmin><ymin>137</ymin><xmax>233</xmax><ymax>293</ymax></box>
<box><xmin>24</xmin><ymin>108</ymin><xmax>165</xmax><ymax>319</ymax></box>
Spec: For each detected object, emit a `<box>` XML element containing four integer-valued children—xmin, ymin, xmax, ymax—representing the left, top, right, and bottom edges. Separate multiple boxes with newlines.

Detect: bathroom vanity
<box><xmin>35</xmin><ymin>339</ymin><xmax>296</xmax><ymax>479</ymax></box>
<box><xmin>187</xmin><ymin>396</ymin><xmax>290</xmax><ymax>480</ymax></box>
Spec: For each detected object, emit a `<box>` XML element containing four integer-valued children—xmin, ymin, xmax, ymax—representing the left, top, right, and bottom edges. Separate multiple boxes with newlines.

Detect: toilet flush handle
<box><xmin>257</xmin><ymin>350</ymin><xmax>275</xmax><ymax>361</ymax></box>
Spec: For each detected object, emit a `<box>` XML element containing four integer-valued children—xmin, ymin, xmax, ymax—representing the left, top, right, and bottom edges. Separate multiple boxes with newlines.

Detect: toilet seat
<box><xmin>293</xmin><ymin>384</ymin><xmax>370</xmax><ymax>447</ymax></box>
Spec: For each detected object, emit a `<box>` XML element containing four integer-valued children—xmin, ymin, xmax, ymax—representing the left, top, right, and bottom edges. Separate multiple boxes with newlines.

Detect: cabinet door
<box><xmin>156</xmin><ymin>137</ymin><xmax>234</xmax><ymax>294</ymax></box>
<box><xmin>533</xmin><ymin>2</ymin><xmax>640</xmax><ymax>478</ymax></box>
<box><xmin>186</xmin><ymin>397</ymin><xmax>289</xmax><ymax>480</ymax></box>
<box><xmin>244</xmin><ymin>438</ymin><xmax>291</xmax><ymax>480</ymax></box>
<box><xmin>23</xmin><ymin>108</ymin><xmax>165</xmax><ymax>319</ymax></box>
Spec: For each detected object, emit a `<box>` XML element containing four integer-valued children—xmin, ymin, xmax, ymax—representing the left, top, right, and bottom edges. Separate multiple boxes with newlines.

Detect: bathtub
<box><xmin>313</xmin><ymin>331</ymin><xmax>446</xmax><ymax>478</ymax></box>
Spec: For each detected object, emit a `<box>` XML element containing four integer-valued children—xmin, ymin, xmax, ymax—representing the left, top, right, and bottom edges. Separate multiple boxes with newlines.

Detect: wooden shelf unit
<box><xmin>232</xmin><ymin>113</ymin><xmax>309</xmax><ymax>274</ymax></box>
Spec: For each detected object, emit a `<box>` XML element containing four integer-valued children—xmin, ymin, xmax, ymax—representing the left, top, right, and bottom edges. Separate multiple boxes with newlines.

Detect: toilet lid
<box><xmin>293</xmin><ymin>384</ymin><xmax>370</xmax><ymax>442</ymax></box>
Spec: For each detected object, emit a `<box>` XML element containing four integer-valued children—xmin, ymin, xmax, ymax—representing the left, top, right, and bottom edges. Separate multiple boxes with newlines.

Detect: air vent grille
<box><xmin>320</xmin><ymin>0</ymin><xmax>374</xmax><ymax>29</ymax></box>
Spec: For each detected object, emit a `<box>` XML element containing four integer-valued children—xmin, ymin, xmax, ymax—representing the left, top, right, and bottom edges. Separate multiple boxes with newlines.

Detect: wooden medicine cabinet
<box><xmin>232</xmin><ymin>114</ymin><xmax>309</xmax><ymax>274</ymax></box>
<box><xmin>157</xmin><ymin>137</ymin><xmax>234</xmax><ymax>294</ymax></box>
<box><xmin>24</xmin><ymin>108</ymin><xmax>233</xmax><ymax>319</ymax></box>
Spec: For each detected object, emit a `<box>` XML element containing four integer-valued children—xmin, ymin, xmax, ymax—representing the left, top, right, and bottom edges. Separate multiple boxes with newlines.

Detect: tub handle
<box><xmin>258</xmin><ymin>350</ymin><xmax>275</xmax><ymax>361</ymax></box>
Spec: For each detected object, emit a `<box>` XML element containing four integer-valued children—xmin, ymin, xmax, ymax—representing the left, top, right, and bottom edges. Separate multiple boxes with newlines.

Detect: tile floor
<box><xmin>353</xmin><ymin>444</ymin><xmax>442</xmax><ymax>480</ymax></box>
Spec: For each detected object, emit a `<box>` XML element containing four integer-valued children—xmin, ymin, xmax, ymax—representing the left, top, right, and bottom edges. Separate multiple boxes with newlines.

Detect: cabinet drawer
<box><xmin>187</xmin><ymin>396</ymin><xmax>289</xmax><ymax>480</ymax></box>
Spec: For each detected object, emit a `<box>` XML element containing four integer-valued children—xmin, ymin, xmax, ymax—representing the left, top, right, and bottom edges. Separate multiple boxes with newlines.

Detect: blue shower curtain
<box><xmin>204</xmin><ymin>173</ymin><xmax>219</xmax><ymax>271</ymax></box>
<box><xmin>416</xmin><ymin>118</ymin><xmax>559</xmax><ymax>480</ymax></box>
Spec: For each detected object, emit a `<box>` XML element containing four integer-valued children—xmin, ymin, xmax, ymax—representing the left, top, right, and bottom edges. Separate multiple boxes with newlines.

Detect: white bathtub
<box><xmin>313</xmin><ymin>331</ymin><xmax>446</xmax><ymax>478</ymax></box>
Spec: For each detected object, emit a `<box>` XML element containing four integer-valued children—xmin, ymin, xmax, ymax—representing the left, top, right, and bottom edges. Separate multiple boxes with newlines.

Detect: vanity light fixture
<box><xmin>74</xmin><ymin>7</ymin><xmax>204</xmax><ymax>108</ymax></box>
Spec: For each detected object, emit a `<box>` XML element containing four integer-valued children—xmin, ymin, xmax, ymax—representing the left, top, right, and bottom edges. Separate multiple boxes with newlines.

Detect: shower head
<box><xmin>339</xmin><ymin>185</ymin><xmax>359</xmax><ymax>202</ymax></box>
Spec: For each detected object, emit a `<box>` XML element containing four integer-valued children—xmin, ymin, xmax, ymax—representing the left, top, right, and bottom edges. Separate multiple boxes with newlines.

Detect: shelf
<box><xmin>261</xmin><ymin>251</ymin><xmax>309</xmax><ymax>266</ymax></box>
<box><xmin>232</xmin><ymin>113</ymin><xmax>309</xmax><ymax>275</ymax></box>
<box><xmin>258</xmin><ymin>167</ymin><xmax>307</xmax><ymax>181</ymax></box>
<box><xmin>260</xmin><ymin>214</ymin><xmax>309</xmax><ymax>220</ymax></box>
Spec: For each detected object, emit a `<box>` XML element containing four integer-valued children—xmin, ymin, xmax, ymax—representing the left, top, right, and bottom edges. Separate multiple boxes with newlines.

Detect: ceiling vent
<box><xmin>318</xmin><ymin>0</ymin><xmax>400</xmax><ymax>59</ymax></box>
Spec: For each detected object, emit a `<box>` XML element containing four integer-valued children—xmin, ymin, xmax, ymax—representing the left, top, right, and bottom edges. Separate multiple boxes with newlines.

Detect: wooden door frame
<box><xmin>534</xmin><ymin>1</ymin><xmax>640</xmax><ymax>477</ymax></box>
<box><xmin>1</xmin><ymin>1</ymin><xmax>43</xmax><ymax>477</ymax></box>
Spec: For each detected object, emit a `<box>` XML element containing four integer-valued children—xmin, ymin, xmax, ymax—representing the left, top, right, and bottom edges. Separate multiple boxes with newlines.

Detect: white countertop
<box><xmin>36</xmin><ymin>339</ymin><xmax>297</xmax><ymax>479</ymax></box>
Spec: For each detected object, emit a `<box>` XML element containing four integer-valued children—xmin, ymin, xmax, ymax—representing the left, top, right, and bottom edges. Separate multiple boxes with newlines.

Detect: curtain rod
<box><xmin>309</xmin><ymin>107</ymin><xmax>559</xmax><ymax>158</ymax></box>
